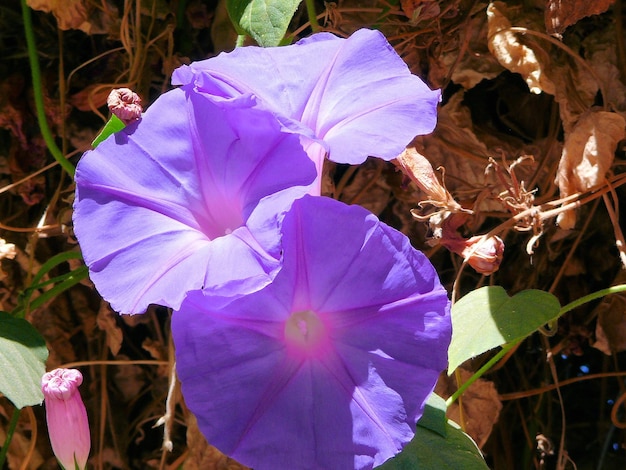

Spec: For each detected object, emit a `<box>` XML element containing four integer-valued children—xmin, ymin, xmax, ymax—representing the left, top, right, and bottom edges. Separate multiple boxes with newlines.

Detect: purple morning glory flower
<box><xmin>172</xmin><ymin>29</ymin><xmax>441</xmax><ymax>191</ymax></box>
<box><xmin>74</xmin><ymin>88</ymin><xmax>316</xmax><ymax>314</ymax></box>
<box><xmin>173</xmin><ymin>195</ymin><xmax>451</xmax><ymax>470</ymax></box>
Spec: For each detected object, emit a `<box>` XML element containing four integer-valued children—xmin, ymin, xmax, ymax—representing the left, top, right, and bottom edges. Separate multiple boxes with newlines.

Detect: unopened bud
<box><xmin>42</xmin><ymin>368</ymin><xmax>91</xmax><ymax>470</ymax></box>
<box><xmin>461</xmin><ymin>235</ymin><xmax>505</xmax><ymax>275</ymax></box>
<box><xmin>107</xmin><ymin>88</ymin><xmax>142</xmax><ymax>124</ymax></box>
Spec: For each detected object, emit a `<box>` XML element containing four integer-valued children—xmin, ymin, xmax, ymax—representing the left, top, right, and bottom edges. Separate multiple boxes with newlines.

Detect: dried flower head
<box><xmin>107</xmin><ymin>88</ymin><xmax>142</xmax><ymax>124</ymax></box>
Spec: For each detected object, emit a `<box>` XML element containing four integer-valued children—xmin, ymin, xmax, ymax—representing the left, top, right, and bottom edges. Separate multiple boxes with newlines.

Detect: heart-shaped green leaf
<box><xmin>0</xmin><ymin>311</ymin><xmax>48</xmax><ymax>408</ymax></box>
<box><xmin>227</xmin><ymin>0</ymin><xmax>302</xmax><ymax>47</ymax></box>
<box><xmin>379</xmin><ymin>393</ymin><xmax>488</xmax><ymax>469</ymax></box>
<box><xmin>448</xmin><ymin>286</ymin><xmax>561</xmax><ymax>372</ymax></box>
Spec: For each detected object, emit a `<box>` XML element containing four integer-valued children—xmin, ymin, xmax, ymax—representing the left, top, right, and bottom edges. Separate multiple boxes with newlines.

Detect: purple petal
<box><xmin>173</xmin><ymin>195</ymin><xmax>450</xmax><ymax>469</ymax></box>
<box><xmin>172</xmin><ymin>29</ymin><xmax>441</xmax><ymax>165</ymax></box>
<box><xmin>74</xmin><ymin>88</ymin><xmax>315</xmax><ymax>313</ymax></box>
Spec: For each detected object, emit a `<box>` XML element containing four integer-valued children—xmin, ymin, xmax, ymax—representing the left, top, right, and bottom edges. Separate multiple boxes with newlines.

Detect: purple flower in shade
<box><xmin>172</xmin><ymin>28</ymin><xmax>441</xmax><ymax>192</ymax></box>
<box><xmin>173</xmin><ymin>195</ymin><xmax>451</xmax><ymax>470</ymax></box>
<box><xmin>41</xmin><ymin>369</ymin><xmax>90</xmax><ymax>470</ymax></box>
<box><xmin>73</xmin><ymin>88</ymin><xmax>316</xmax><ymax>314</ymax></box>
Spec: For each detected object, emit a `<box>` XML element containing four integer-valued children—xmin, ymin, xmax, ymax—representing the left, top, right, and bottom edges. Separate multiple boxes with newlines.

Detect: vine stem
<box><xmin>0</xmin><ymin>407</ymin><xmax>21</xmax><ymax>468</ymax></box>
<box><xmin>305</xmin><ymin>0</ymin><xmax>321</xmax><ymax>32</ymax></box>
<box><xmin>446</xmin><ymin>343</ymin><xmax>516</xmax><ymax>407</ymax></box>
<box><xmin>20</xmin><ymin>0</ymin><xmax>76</xmax><ymax>177</ymax></box>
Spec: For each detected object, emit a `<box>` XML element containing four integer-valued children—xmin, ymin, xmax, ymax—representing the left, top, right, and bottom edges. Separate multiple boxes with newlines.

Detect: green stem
<box><xmin>0</xmin><ymin>407</ymin><xmax>21</xmax><ymax>468</ymax></box>
<box><xmin>27</xmin><ymin>266</ymin><xmax>89</xmax><ymax>313</ymax></box>
<box><xmin>446</xmin><ymin>342</ymin><xmax>516</xmax><ymax>407</ymax></box>
<box><xmin>305</xmin><ymin>0</ymin><xmax>321</xmax><ymax>32</ymax></box>
<box><xmin>235</xmin><ymin>34</ymin><xmax>246</xmax><ymax>48</ymax></box>
<box><xmin>557</xmin><ymin>284</ymin><xmax>626</xmax><ymax>317</ymax></box>
<box><xmin>20</xmin><ymin>0</ymin><xmax>75</xmax><ymax>177</ymax></box>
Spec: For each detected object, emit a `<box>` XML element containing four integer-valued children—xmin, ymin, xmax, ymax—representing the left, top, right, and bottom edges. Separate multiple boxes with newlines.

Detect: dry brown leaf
<box><xmin>584</xmin><ymin>25</ymin><xmax>626</xmax><ymax>120</ymax></box>
<box><xmin>184</xmin><ymin>413</ymin><xmax>249</xmax><ymax>470</ymax></box>
<box><xmin>113</xmin><ymin>358</ymin><xmax>146</xmax><ymax>401</ymax></box>
<box><xmin>545</xmin><ymin>0</ymin><xmax>614</xmax><ymax>36</ymax></box>
<box><xmin>27</xmin><ymin>0</ymin><xmax>91</xmax><ymax>33</ymax></box>
<box><xmin>337</xmin><ymin>159</ymin><xmax>391</xmax><ymax>215</ymax></box>
<box><xmin>97</xmin><ymin>301</ymin><xmax>123</xmax><ymax>356</ymax></box>
<box><xmin>400</xmin><ymin>0</ymin><xmax>441</xmax><ymax>25</ymax></box>
<box><xmin>593</xmin><ymin>270</ymin><xmax>626</xmax><ymax>354</ymax></box>
<box><xmin>69</xmin><ymin>84</ymin><xmax>113</xmax><ymax>113</ymax></box>
<box><xmin>487</xmin><ymin>2</ymin><xmax>555</xmax><ymax>95</ymax></box>
<box><xmin>555</xmin><ymin>110</ymin><xmax>625</xmax><ymax>229</ymax></box>
<box><xmin>436</xmin><ymin>369</ymin><xmax>502</xmax><ymax>448</ymax></box>
<box><xmin>593</xmin><ymin>294</ymin><xmax>626</xmax><ymax>354</ymax></box>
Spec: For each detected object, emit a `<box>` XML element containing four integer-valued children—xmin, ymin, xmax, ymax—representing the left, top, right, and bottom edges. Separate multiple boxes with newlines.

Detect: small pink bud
<box><xmin>461</xmin><ymin>235</ymin><xmax>505</xmax><ymax>275</ymax></box>
<box><xmin>437</xmin><ymin>216</ymin><xmax>505</xmax><ymax>275</ymax></box>
<box><xmin>42</xmin><ymin>369</ymin><xmax>90</xmax><ymax>470</ymax></box>
<box><xmin>107</xmin><ymin>88</ymin><xmax>142</xmax><ymax>124</ymax></box>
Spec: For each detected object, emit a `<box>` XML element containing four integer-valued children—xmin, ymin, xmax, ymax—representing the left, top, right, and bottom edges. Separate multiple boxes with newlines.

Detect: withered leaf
<box><xmin>435</xmin><ymin>369</ymin><xmax>502</xmax><ymax>448</ymax></box>
<box><xmin>593</xmin><ymin>270</ymin><xmax>626</xmax><ymax>355</ymax></box>
<box><xmin>487</xmin><ymin>2</ymin><xmax>555</xmax><ymax>95</ymax></box>
<box><xmin>97</xmin><ymin>301</ymin><xmax>123</xmax><ymax>356</ymax></box>
<box><xmin>545</xmin><ymin>0</ymin><xmax>614</xmax><ymax>36</ymax></box>
<box><xmin>27</xmin><ymin>0</ymin><xmax>91</xmax><ymax>32</ymax></box>
<box><xmin>555</xmin><ymin>110</ymin><xmax>625</xmax><ymax>229</ymax></box>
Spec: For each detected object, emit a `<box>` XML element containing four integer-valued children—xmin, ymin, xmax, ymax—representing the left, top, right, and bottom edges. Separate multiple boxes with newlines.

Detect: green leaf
<box><xmin>13</xmin><ymin>251</ymin><xmax>86</xmax><ymax>318</ymax></box>
<box><xmin>379</xmin><ymin>410</ymin><xmax>488</xmax><ymax>469</ymax></box>
<box><xmin>0</xmin><ymin>312</ymin><xmax>48</xmax><ymax>408</ymax></box>
<box><xmin>448</xmin><ymin>286</ymin><xmax>561</xmax><ymax>372</ymax></box>
<box><xmin>417</xmin><ymin>393</ymin><xmax>448</xmax><ymax>437</ymax></box>
<box><xmin>91</xmin><ymin>115</ymin><xmax>125</xmax><ymax>148</ymax></box>
<box><xmin>227</xmin><ymin>0</ymin><xmax>302</xmax><ymax>47</ymax></box>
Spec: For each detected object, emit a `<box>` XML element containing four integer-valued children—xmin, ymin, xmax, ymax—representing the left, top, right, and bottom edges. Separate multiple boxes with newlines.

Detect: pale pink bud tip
<box><xmin>42</xmin><ymin>368</ymin><xmax>91</xmax><ymax>470</ymax></box>
<box><xmin>107</xmin><ymin>88</ymin><xmax>142</xmax><ymax>124</ymax></box>
<box><xmin>462</xmin><ymin>235</ymin><xmax>505</xmax><ymax>275</ymax></box>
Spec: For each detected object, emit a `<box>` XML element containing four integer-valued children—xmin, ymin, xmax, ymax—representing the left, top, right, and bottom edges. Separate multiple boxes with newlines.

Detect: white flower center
<box><xmin>284</xmin><ymin>310</ymin><xmax>326</xmax><ymax>352</ymax></box>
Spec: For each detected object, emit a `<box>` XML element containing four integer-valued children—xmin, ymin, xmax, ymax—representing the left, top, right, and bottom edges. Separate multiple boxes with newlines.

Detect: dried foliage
<box><xmin>2</xmin><ymin>0</ymin><xmax>626</xmax><ymax>468</ymax></box>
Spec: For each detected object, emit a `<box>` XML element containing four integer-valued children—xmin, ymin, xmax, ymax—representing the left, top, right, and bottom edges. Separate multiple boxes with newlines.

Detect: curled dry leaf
<box><xmin>593</xmin><ymin>270</ymin><xmax>626</xmax><ymax>355</ymax></box>
<box><xmin>436</xmin><ymin>369</ymin><xmax>503</xmax><ymax>448</ymax></box>
<box><xmin>69</xmin><ymin>85</ymin><xmax>113</xmax><ymax>113</ymax></box>
<box><xmin>184</xmin><ymin>413</ymin><xmax>249</xmax><ymax>470</ymax></box>
<box><xmin>337</xmin><ymin>159</ymin><xmax>391</xmax><ymax>216</ymax></box>
<box><xmin>584</xmin><ymin>25</ymin><xmax>626</xmax><ymax>120</ymax></box>
<box><xmin>545</xmin><ymin>0</ymin><xmax>614</xmax><ymax>36</ymax></box>
<box><xmin>487</xmin><ymin>1</ymin><xmax>555</xmax><ymax>95</ymax></box>
<box><xmin>593</xmin><ymin>294</ymin><xmax>626</xmax><ymax>355</ymax></box>
<box><xmin>437</xmin><ymin>7</ymin><xmax>503</xmax><ymax>90</ymax></box>
<box><xmin>27</xmin><ymin>0</ymin><xmax>91</xmax><ymax>33</ymax></box>
<box><xmin>97</xmin><ymin>301</ymin><xmax>123</xmax><ymax>356</ymax></box>
<box><xmin>555</xmin><ymin>110</ymin><xmax>626</xmax><ymax>229</ymax></box>
<box><xmin>400</xmin><ymin>0</ymin><xmax>442</xmax><ymax>25</ymax></box>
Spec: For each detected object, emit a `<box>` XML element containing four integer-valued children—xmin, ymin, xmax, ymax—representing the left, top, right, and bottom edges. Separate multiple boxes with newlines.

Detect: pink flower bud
<box><xmin>461</xmin><ymin>235</ymin><xmax>505</xmax><ymax>275</ymax></box>
<box><xmin>437</xmin><ymin>216</ymin><xmax>505</xmax><ymax>275</ymax></box>
<box><xmin>42</xmin><ymin>369</ymin><xmax>90</xmax><ymax>470</ymax></box>
<box><xmin>107</xmin><ymin>88</ymin><xmax>142</xmax><ymax>124</ymax></box>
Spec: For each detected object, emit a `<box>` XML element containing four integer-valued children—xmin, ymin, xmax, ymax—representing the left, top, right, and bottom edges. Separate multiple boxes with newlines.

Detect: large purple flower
<box><xmin>173</xmin><ymin>195</ymin><xmax>451</xmax><ymax>470</ymax></box>
<box><xmin>73</xmin><ymin>89</ymin><xmax>316</xmax><ymax>314</ymax></box>
<box><xmin>172</xmin><ymin>29</ymin><xmax>441</xmax><ymax>189</ymax></box>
